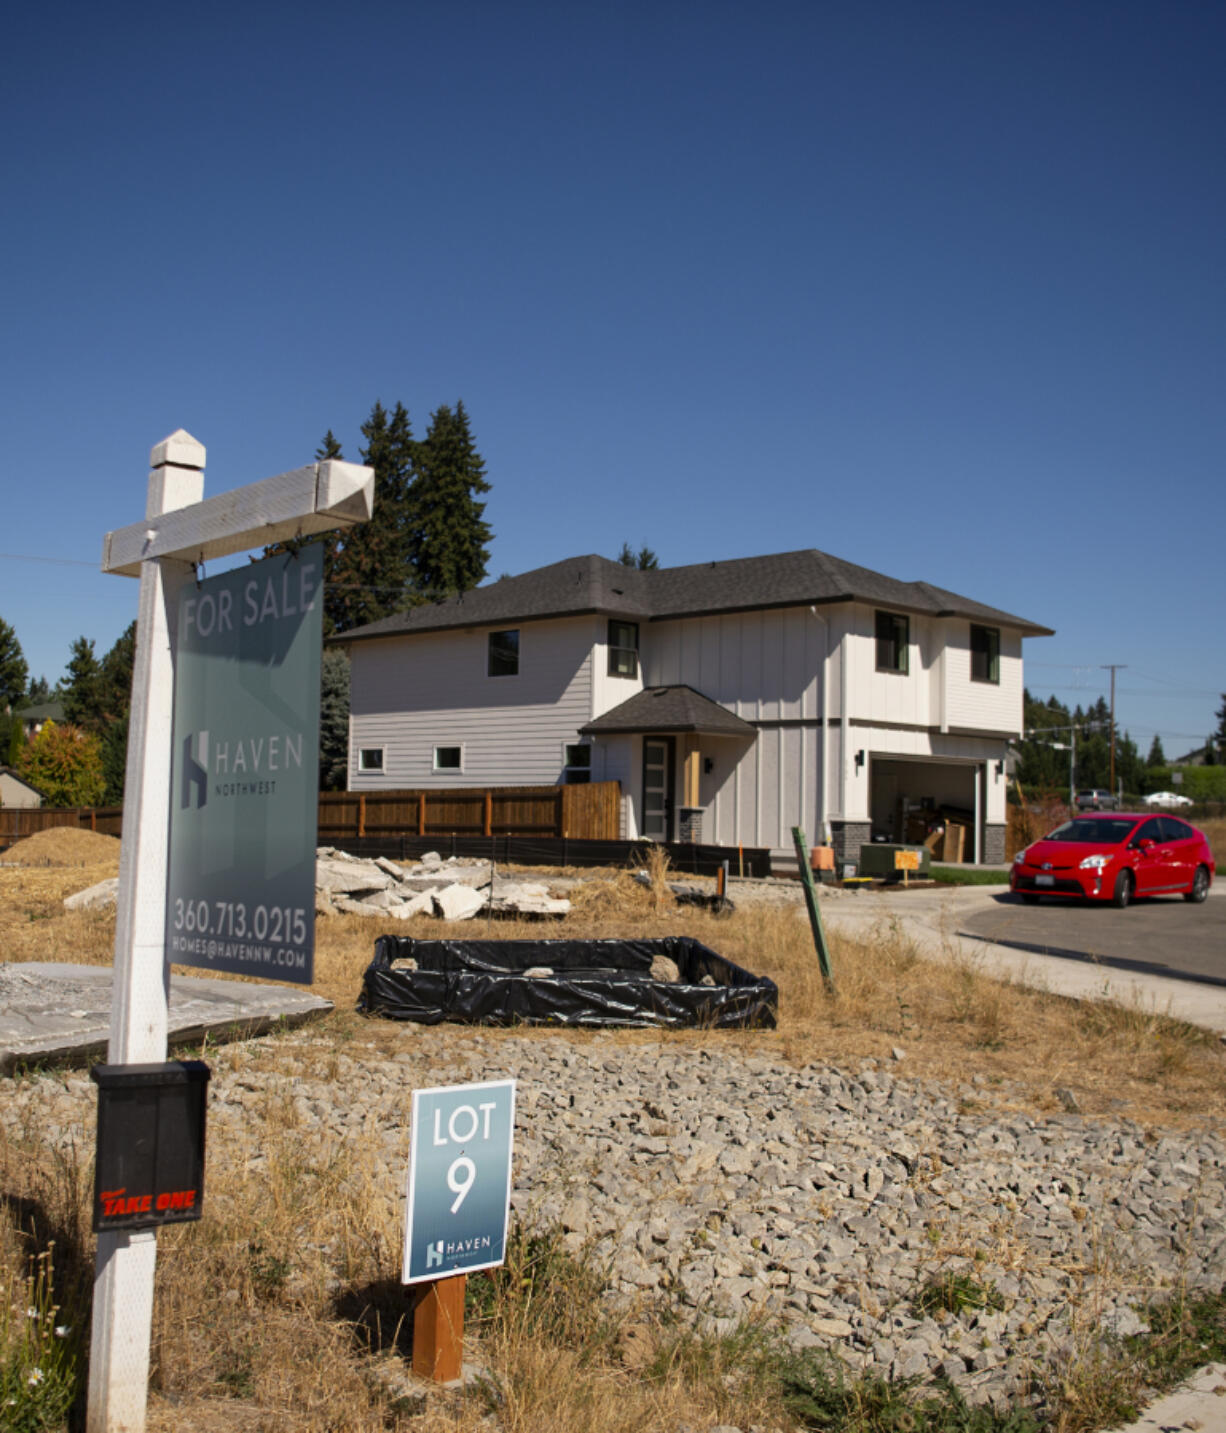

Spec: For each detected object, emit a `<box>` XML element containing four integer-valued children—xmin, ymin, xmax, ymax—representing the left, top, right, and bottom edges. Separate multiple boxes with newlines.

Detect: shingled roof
<box><xmin>580</xmin><ymin>686</ymin><xmax>758</xmax><ymax>736</ymax></box>
<box><xmin>336</xmin><ymin>549</ymin><xmax>1053</xmax><ymax>642</ymax></box>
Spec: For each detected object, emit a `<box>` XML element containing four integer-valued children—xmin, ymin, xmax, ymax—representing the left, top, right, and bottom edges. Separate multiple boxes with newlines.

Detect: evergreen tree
<box><xmin>408</xmin><ymin>400</ymin><xmax>491</xmax><ymax>603</ymax></box>
<box><xmin>327</xmin><ymin>402</ymin><xmax>419</xmax><ymax>630</ymax></box>
<box><xmin>319</xmin><ymin>647</ymin><xmax>350</xmax><ymax>791</ymax></box>
<box><xmin>27</xmin><ymin>675</ymin><xmax>50</xmax><ymax>703</ymax></box>
<box><xmin>0</xmin><ymin>616</ymin><xmax>28</xmax><ymax>712</ymax></box>
<box><xmin>617</xmin><ymin>543</ymin><xmax>660</xmax><ymax>570</ymax></box>
<box><xmin>7</xmin><ymin>715</ymin><xmax>23</xmax><ymax>767</ymax></box>
<box><xmin>1146</xmin><ymin>734</ymin><xmax>1166</xmax><ymax>767</ymax></box>
<box><xmin>1212</xmin><ymin>694</ymin><xmax>1226</xmax><ymax>763</ymax></box>
<box><xmin>62</xmin><ymin>637</ymin><xmax>102</xmax><ymax>727</ymax></box>
<box><xmin>97</xmin><ymin>623</ymin><xmax>136</xmax><ymax>725</ymax></box>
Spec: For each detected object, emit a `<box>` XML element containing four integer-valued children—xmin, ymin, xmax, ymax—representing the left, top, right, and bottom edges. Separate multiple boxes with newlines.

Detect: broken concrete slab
<box><xmin>315</xmin><ymin>857</ymin><xmax>396</xmax><ymax>894</ymax></box>
<box><xmin>63</xmin><ymin>877</ymin><xmax>119</xmax><ymax>911</ymax></box>
<box><xmin>432</xmin><ymin>884</ymin><xmax>488</xmax><ymax>921</ymax></box>
<box><xmin>0</xmin><ymin>962</ymin><xmax>332</xmax><ymax>1074</ymax></box>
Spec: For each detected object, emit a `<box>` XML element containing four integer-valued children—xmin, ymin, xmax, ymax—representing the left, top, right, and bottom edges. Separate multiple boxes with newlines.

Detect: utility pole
<box><xmin>1101</xmin><ymin>665</ymin><xmax>1127</xmax><ymax>794</ymax></box>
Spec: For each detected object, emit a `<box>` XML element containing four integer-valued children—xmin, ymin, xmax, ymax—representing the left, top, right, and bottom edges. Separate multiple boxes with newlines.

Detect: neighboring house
<box><xmin>0</xmin><ymin>766</ymin><xmax>45</xmax><ymax>809</ymax></box>
<box><xmin>337</xmin><ymin>549</ymin><xmax>1053</xmax><ymax>867</ymax></box>
<box><xmin>17</xmin><ymin>701</ymin><xmax>65</xmax><ymax>738</ymax></box>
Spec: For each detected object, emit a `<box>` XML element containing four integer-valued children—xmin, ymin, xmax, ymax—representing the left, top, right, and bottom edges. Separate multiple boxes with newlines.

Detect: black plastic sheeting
<box><xmin>359</xmin><ymin>936</ymin><xmax>777</xmax><ymax>1030</ymax></box>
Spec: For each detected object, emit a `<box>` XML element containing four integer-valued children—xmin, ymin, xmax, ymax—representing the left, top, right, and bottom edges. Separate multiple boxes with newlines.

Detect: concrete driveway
<box><xmin>817</xmin><ymin>880</ymin><xmax>1226</xmax><ymax>1036</ymax></box>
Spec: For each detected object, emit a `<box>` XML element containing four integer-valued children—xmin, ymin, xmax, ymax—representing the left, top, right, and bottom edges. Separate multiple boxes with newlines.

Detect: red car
<box><xmin>1010</xmin><ymin>813</ymin><xmax>1215</xmax><ymax>908</ymax></box>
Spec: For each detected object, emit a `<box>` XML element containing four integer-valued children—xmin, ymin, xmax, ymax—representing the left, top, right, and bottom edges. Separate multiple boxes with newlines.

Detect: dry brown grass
<box><xmin>1198</xmin><ymin>815</ymin><xmax>1226</xmax><ymax>867</ymax></box>
<box><xmin>3</xmin><ymin>855</ymin><xmax>1223</xmax><ymax>1126</ymax></box>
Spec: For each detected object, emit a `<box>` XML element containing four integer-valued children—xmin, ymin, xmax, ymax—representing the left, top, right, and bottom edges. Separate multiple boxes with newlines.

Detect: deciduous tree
<box><xmin>18</xmin><ymin>721</ymin><xmax>106</xmax><ymax>806</ymax></box>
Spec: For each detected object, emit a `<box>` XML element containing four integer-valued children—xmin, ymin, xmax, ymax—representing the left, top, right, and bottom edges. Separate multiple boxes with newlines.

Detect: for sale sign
<box><xmin>403</xmin><ymin>1080</ymin><xmax>516</xmax><ymax>1284</ymax></box>
<box><xmin>166</xmin><ymin>546</ymin><xmax>323</xmax><ymax>985</ymax></box>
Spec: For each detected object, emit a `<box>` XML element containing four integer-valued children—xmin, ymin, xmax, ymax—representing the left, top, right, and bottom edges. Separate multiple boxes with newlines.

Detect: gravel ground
<box><xmin>7</xmin><ymin>1019</ymin><xmax>1223</xmax><ymax>1416</ymax></box>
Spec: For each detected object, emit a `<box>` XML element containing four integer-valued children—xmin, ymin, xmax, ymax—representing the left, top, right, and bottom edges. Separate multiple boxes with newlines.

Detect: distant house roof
<box><xmin>335</xmin><ymin>550</ymin><xmax>1054</xmax><ymax>643</ymax></box>
<box><xmin>580</xmin><ymin>685</ymin><xmax>758</xmax><ymax>737</ymax></box>
<box><xmin>18</xmin><ymin>701</ymin><xmax>65</xmax><ymax>726</ymax></box>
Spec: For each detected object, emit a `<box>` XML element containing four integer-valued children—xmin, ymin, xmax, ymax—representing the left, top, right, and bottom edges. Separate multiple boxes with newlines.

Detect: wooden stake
<box><xmin>413</xmin><ymin>1274</ymin><xmax>466</xmax><ymax>1382</ymax></box>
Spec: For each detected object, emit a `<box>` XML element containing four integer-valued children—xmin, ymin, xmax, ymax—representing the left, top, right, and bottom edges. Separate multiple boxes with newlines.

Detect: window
<box><xmin>563</xmin><ymin>743</ymin><xmax>592</xmax><ymax>784</ymax></box>
<box><xmin>358</xmin><ymin>747</ymin><xmax>384</xmax><ymax>773</ymax></box>
<box><xmin>970</xmin><ymin>624</ymin><xmax>1000</xmax><ymax>684</ymax></box>
<box><xmin>433</xmin><ymin>746</ymin><xmax>463</xmax><ymax>771</ymax></box>
<box><xmin>488</xmin><ymin>629</ymin><xmax>519</xmax><ymax>677</ymax></box>
<box><xmin>608</xmin><ymin>620</ymin><xmax>639</xmax><ymax>678</ymax></box>
<box><xmin>875</xmin><ymin>610</ymin><xmax>909</xmax><ymax>674</ymax></box>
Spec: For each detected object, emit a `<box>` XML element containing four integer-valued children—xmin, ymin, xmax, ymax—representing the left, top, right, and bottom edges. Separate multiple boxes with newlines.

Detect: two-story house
<box><xmin>337</xmin><ymin>549</ymin><xmax>1052</xmax><ymax>868</ymax></box>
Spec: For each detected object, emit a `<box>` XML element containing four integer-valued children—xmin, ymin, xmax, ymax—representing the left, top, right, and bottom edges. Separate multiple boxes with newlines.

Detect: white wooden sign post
<box><xmin>88</xmin><ymin>431</ymin><xmax>373</xmax><ymax>1432</ymax></box>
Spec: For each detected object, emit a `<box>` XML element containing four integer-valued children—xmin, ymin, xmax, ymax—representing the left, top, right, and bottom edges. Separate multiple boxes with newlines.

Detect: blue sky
<box><xmin>3</xmin><ymin>1</ymin><xmax>1222</xmax><ymax>758</ymax></box>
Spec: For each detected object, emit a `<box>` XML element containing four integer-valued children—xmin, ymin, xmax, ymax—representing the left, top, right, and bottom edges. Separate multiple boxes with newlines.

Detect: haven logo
<box><xmin>182</xmin><ymin>731</ymin><xmax>209</xmax><ymax>810</ymax></box>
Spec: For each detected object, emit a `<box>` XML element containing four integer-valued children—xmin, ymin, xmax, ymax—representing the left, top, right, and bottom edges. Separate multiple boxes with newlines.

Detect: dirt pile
<box><xmin>1</xmin><ymin>828</ymin><xmax>121</xmax><ymax>867</ymax></box>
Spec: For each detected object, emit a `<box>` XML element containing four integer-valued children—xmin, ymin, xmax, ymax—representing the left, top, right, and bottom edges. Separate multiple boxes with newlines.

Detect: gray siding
<box><xmin>348</xmin><ymin>617</ymin><xmax>596</xmax><ymax>788</ymax></box>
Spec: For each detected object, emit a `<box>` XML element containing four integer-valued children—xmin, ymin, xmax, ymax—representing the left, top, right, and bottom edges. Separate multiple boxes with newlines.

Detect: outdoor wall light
<box><xmin>704</xmin><ymin>757</ymin><xmax>714</xmax><ymax>774</ymax></box>
<box><xmin>855</xmin><ymin>750</ymin><xmax>865</xmax><ymax>771</ymax></box>
<box><xmin>995</xmin><ymin>760</ymin><xmax>1005</xmax><ymax>777</ymax></box>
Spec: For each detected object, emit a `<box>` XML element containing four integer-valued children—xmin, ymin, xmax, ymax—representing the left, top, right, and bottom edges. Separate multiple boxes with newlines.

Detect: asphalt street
<box><xmin>960</xmin><ymin>887</ymin><xmax>1226</xmax><ymax>987</ymax></box>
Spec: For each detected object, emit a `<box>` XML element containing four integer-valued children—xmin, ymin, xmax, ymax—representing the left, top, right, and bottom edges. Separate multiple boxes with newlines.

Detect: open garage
<box><xmin>869</xmin><ymin>756</ymin><xmax>987</xmax><ymax>863</ymax></box>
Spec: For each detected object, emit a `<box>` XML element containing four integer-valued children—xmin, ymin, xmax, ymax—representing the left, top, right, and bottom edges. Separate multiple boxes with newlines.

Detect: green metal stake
<box><xmin>792</xmin><ymin>826</ymin><xmax>835</xmax><ymax>990</ymax></box>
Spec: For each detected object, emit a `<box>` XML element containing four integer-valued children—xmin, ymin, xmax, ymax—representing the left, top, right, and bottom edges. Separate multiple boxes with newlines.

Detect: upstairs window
<box><xmin>358</xmin><ymin>747</ymin><xmax>384</xmax><ymax>773</ymax></box>
<box><xmin>970</xmin><ymin>624</ymin><xmax>1000</xmax><ymax>684</ymax></box>
<box><xmin>488</xmin><ymin>629</ymin><xmax>519</xmax><ymax>677</ymax></box>
<box><xmin>563</xmin><ymin>743</ymin><xmax>592</xmax><ymax>784</ymax></box>
<box><xmin>608</xmin><ymin>620</ymin><xmax>639</xmax><ymax>678</ymax></box>
<box><xmin>434</xmin><ymin>745</ymin><xmax>463</xmax><ymax>771</ymax></box>
<box><xmin>875</xmin><ymin>610</ymin><xmax>909</xmax><ymax>674</ymax></box>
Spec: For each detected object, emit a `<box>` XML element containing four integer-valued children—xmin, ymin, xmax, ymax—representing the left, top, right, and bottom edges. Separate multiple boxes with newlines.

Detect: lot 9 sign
<box><xmin>403</xmin><ymin>1079</ymin><xmax>516</xmax><ymax>1285</ymax></box>
<box><xmin>166</xmin><ymin>546</ymin><xmax>323</xmax><ymax>986</ymax></box>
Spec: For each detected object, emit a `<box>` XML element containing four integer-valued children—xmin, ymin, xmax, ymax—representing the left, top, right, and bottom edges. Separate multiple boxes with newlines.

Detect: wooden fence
<box><xmin>318</xmin><ymin>782</ymin><xmax>621</xmax><ymax>843</ymax></box>
<box><xmin>0</xmin><ymin>805</ymin><xmax>124</xmax><ymax>846</ymax></box>
<box><xmin>0</xmin><ymin>782</ymin><xmax>621</xmax><ymax>851</ymax></box>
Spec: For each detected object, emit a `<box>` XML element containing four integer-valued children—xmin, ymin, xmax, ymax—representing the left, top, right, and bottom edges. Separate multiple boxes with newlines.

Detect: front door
<box><xmin>641</xmin><ymin>737</ymin><xmax>674</xmax><ymax>840</ymax></box>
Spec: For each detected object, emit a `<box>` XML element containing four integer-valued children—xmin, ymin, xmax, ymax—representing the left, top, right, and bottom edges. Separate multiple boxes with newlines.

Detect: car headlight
<box><xmin>1078</xmin><ymin>854</ymin><xmax>1110</xmax><ymax>870</ymax></box>
<box><xmin>1013</xmin><ymin>851</ymin><xmax>1027</xmax><ymax>865</ymax></box>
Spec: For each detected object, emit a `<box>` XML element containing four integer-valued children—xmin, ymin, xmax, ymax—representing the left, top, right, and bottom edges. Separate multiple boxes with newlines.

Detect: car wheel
<box><xmin>1021</xmin><ymin>894</ymin><xmax>1040</xmax><ymax>905</ymax></box>
<box><xmin>1111</xmin><ymin>871</ymin><xmax>1134</xmax><ymax>909</ymax></box>
<box><xmin>1184</xmin><ymin>866</ymin><xmax>1210</xmax><ymax>904</ymax></box>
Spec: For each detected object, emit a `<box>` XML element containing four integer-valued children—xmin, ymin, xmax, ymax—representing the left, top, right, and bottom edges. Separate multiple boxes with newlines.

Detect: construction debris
<box><xmin>64</xmin><ymin>847</ymin><xmax>572</xmax><ymax>923</ymax></box>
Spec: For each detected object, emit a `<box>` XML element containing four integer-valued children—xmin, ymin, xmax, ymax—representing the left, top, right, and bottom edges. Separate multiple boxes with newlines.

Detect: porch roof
<box><xmin>580</xmin><ymin>685</ymin><xmax>756</xmax><ymax>737</ymax></box>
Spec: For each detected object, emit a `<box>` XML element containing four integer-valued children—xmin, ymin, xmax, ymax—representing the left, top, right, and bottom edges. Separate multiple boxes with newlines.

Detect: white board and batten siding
<box><xmin>644</xmin><ymin>608</ymin><xmax>831</xmax><ymax>850</ymax></box>
<box><xmin>348</xmin><ymin>617</ymin><xmax>597</xmax><ymax>788</ymax></box>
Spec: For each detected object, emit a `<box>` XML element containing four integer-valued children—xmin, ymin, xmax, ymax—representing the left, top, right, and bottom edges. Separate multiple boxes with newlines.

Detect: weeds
<box><xmin>0</xmin><ymin>1247</ymin><xmax>81</xmax><ymax>1432</ymax></box>
<box><xmin>915</xmin><ymin>1271</ymin><xmax>1005</xmax><ymax>1318</ymax></box>
<box><xmin>781</xmin><ymin>1350</ymin><xmax>1042</xmax><ymax>1432</ymax></box>
<box><xmin>1053</xmin><ymin>1284</ymin><xmax>1226</xmax><ymax>1433</ymax></box>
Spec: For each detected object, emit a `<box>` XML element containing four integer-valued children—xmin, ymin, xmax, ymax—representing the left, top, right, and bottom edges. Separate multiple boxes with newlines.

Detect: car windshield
<box><xmin>1044</xmin><ymin>818</ymin><xmax>1136</xmax><ymax>845</ymax></box>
